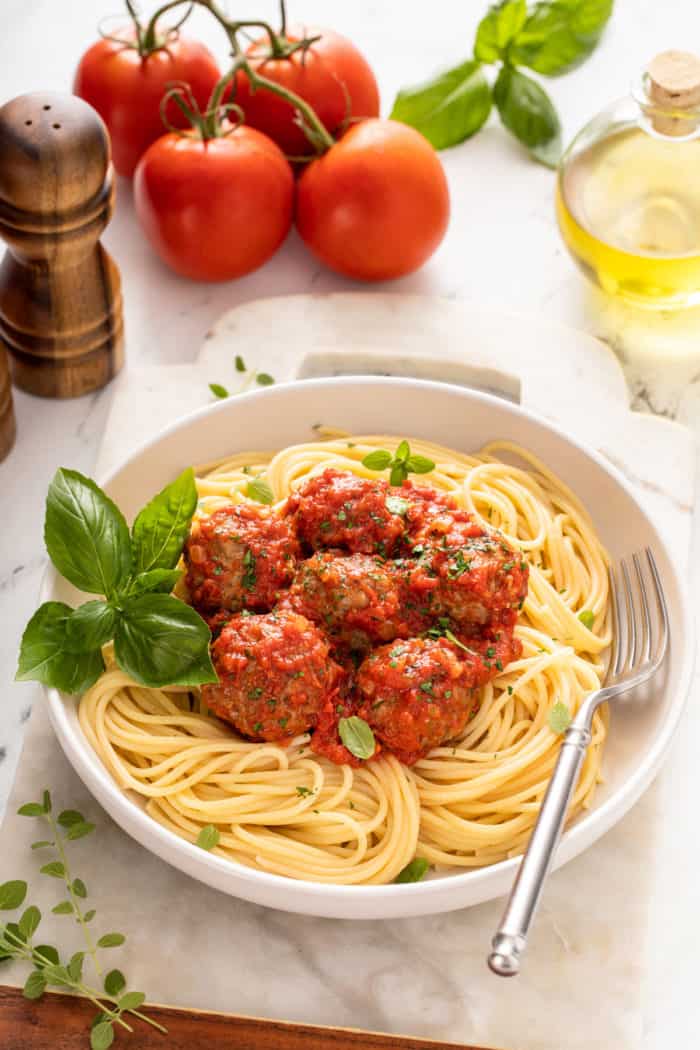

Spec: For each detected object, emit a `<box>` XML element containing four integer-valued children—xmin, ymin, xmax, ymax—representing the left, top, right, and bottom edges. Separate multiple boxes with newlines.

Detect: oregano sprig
<box><xmin>390</xmin><ymin>0</ymin><xmax>614</xmax><ymax>166</ymax></box>
<box><xmin>362</xmin><ymin>440</ymin><xmax>435</xmax><ymax>487</ymax></box>
<box><xmin>2</xmin><ymin>791</ymin><xmax>167</xmax><ymax>1049</ymax></box>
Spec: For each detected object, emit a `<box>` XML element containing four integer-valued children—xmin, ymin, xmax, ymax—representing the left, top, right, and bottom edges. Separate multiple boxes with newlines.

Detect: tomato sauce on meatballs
<box><xmin>283</xmin><ymin>550</ymin><xmax>406</xmax><ymax>648</ymax></box>
<box><xmin>188</xmin><ymin>468</ymin><xmax>529</xmax><ymax>767</ymax></box>
<box><xmin>185</xmin><ymin>503</ymin><xmax>299</xmax><ymax>614</ymax></box>
<box><xmin>285</xmin><ymin>468</ymin><xmax>406</xmax><ymax>556</ymax></box>
<box><xmin>202</xmin><ymin>610</ymin><xmax>342</xmax><ymax>741</ymax></box>
<box><xmin>356</xmin><ymin>638</ymin><xmax>482</xmax><ymax>765</ymax></box>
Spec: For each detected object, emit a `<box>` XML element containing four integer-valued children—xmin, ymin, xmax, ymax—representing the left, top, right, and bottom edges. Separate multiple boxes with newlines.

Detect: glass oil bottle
<box><xmin>556</xmin><ymin>50</ymin><xmax>700</xmax><ymax>309</ymax></box>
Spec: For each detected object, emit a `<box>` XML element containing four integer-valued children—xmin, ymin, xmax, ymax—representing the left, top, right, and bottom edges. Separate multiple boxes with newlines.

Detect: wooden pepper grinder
<box><xmin>0</xmin><ymin>339</ymin><xmax>15</xmax><ymax>461</ymax></box>
<box><xmin>0</xmin><ymin>92</ymin><xmax>124</xmax><ymax>398</ymax></box>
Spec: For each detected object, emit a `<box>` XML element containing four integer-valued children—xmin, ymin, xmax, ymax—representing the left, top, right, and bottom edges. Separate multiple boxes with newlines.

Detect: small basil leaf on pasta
<box><xmin>196</xmin><ymin>825</ymin><xmax>220</xmax><ymax>851</ymax></box>
<box><xmin>16</xmin><ymin>603</ymin><xmax>105</xmax><ymax>694</ymax></box>
<box><xmin>129</xmin><ymin>568</ymin><xmax>183</xmax><ymax>597</ymax></box>
<box><xmin>578</xmin><ymin>609</ymin><xmax>594</xmax><ymax>630</ymax></box>
<box><xmin>395</xmin><ymin>440</ymin><xmax>410</xmax><ymax>463</ymax></box>
<box><xmin>64</xmin><ymin>602</ymin><xmax>116</xmax><ymax>654</ymax></box>
<box><xmin>338</xmin><ymin>716</ymin><xmax>376</xmax><ymax>760</ymax></box>
<box><xmin>113</xmin><ymin>594</ymin><xmax>217</xmax><ymax>688</ymax></box>
<box><xmin>390</xmin><ymin>463</ymin><xmax>408</xmax><ymax>486</ymax></box>
<box><xmin>395</xmin><ymin>857</ymin><xmax>429</xmax><ymax>884</ymax></box>
<box><xmin>45</xmin><ymin>470</ymin><xmax>132</xmax><ymax>598</ymax></box>
<box><xmin>246</xmin><ymin>477</ymin><xmax>274</xmax><ymax>505</ymax></box>
<box><xmin>130</xmin><ymin>468</ymin><xmax>198</xmax><ymax>574</ymax></box>
<box><xmin>548</xmin><ymin>702</ymin><xmax>571</xmax><ymax>734</ymax></box>
<box><xmin>362</xmin><ymin>449</ymin><xmax>392</xmax><ymax>471</ymax></box>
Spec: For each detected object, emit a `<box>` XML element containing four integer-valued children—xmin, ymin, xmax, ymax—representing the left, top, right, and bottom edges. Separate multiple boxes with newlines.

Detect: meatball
<box><xmin>400</xmin><ymin>482</ymin><xmax>484</xmax><ymax>550</ymax></box>
<box><xmin>285</xmin><ymin>468</ymin><xmax>406</xmax><ymax>556</ymax></box>
<box><xmin>395</xmin><ymin>531</ymin><xmax>529</xmax><ymax>632</ymax></box>
<box><xmin>356</xmin><ymin>638</ymin><xmax>482</xmax><ymax>764</ymax></box>
<box><xmin>284</xmin><ymin>550</ymin><xmax>405</xmax><ymax>648</ymax></box>
<box><xmin>202</xmin><ymin>610</ymin><xmax>341</xmax><ymax>741</ymax></box>
<box><xmin>184</xmin><ymin>503</ymin><xmax>299</xmax><ymax>614</ymax></box>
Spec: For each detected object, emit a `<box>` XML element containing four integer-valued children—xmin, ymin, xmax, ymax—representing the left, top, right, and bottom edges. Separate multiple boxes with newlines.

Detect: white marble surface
<box><xmin>2</xmin><ymin>1</ymin><xmax>700</xmax><ymax>1047</ymax></box>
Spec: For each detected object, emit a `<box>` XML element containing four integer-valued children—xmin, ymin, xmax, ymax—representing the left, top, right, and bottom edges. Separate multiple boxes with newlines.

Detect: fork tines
<box><xmin>608</xmin><ymin>548</ymin><xmax>669</xmax><ymax>685</ymax></box>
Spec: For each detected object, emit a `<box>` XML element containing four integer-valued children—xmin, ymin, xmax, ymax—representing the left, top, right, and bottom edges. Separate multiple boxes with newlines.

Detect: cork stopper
<box><xmin>647</xmin><ymin>50</ymin><xmax>700</xmax><ymax>135</ymax></box>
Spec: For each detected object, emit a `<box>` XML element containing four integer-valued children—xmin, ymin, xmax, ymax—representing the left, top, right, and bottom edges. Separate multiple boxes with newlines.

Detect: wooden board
<box><xmin>0</xmin><ymin>986</ymin><xmax>490</xmax><ymax>1050</ymax></box>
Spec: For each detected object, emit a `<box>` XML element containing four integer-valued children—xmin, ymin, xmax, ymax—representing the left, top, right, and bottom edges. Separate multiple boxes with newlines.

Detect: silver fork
<box><xmin>487</xmin><ymin>547</ymin><xmax>669</xmax><ymax>977</ymax></box>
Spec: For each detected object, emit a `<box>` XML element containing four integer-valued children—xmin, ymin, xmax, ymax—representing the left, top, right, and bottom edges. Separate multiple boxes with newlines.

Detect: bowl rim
<box><xmin>42</xmin><ymin>375</ymin><xmax>695</xmax><ymax>905</ymax></box>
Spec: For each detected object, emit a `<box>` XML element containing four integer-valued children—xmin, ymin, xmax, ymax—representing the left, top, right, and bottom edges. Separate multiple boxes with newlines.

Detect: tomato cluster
<box><xmin>73</xmin><ymin>7</ymin><xmax>450</xmax><ymax>283</ymax></box>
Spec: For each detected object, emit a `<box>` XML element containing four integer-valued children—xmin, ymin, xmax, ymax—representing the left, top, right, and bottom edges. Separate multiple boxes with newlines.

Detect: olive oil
<box><xmin>557</xmin><ymin>50</ymin><xmax>700</xmax><ymax>309</ymax></box>
<box><xmin>557</xmin><ymin>128</ymin><xmax>700</xmax><ymax>308</ymax></box>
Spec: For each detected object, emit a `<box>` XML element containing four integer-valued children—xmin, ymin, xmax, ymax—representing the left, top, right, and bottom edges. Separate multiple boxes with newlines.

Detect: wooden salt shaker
<box><xmin>0</xmin><ymin>340</ymin><xmax>15</xmax><ymax>461</ymax></box>
<box><xmin>0</xmin><ymin>92</ymin><xmax>124</xmax><ymax>398</ymax></box>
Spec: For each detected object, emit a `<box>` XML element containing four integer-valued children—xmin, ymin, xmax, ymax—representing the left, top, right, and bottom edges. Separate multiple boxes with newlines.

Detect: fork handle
<box><xmin>488</xmin><ymin>707</ymin><xmax>595</xmax><ymax>977</ymax></box>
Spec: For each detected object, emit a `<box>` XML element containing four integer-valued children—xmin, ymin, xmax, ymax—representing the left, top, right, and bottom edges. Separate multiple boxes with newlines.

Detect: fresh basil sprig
<box><xmin>17</xmin><ymin>468</ymin><xmax>216</xmax><ymax>692</ymax></box>
<box><xmin>390</xmin><ymin>0</ymin><xmax>613</xmax><ymax>166</ymax></box>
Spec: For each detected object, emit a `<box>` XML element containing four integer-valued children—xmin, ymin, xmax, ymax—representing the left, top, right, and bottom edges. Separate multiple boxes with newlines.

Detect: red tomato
<box><xmin>74</xmin><ymin>33</ymin><xmax>221</xmax><ymax>177</ymax></box>
<box><xmin>296</xmin><ymin>119</ymin><xmax>450</xmax><ymax>281</ymax></box>
<box><xmin>134</xmin><ymin>127</ymin><xmax>294</xmax><ymax>282</ymax></box>
<box><xmin>235</xmin><ymin>25</ymin><xmax>379</xmax><ymax>156</ymax></box>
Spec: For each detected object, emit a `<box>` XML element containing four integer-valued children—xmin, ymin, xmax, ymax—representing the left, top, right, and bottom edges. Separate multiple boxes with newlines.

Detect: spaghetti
<box><xmin>78</xmin><ymin>435</ymin><xmax>611</xmax><ymax>885</ymax></box>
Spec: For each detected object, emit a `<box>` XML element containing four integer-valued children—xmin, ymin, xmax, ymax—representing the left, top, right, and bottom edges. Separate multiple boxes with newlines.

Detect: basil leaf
<box><xmin>510</xmin><ymin>0</ymin><xmax>613</xmax><ymax>76</ymax></box>
<box><xmin>33</xmin><ymin>944</ymin><xmax>59</xmax><ymax>967</ymax></box>
<box><xmin>209</xmin><ymin>383</ymin><xmax>229</xmax><ymax>399</ymax></box>
<box><xmin>493</xmin><ymin>66</ymin><xmax>561</xmax><ymax>167</ymax></box>
<box><xmin>548</xmin><ymin>701</ymin><xmax>572</xmax><ymax>734</ymax></box>
<box><xmin>246</xmin><ymin>478</ymin><xmax>274</xmax><ymax>505</ymax></box>
<box><xmin>255</xmin><ymin>372</ymin><xmax>275</xmax><ymax>386</ymax></box>
<box><xmin>196</xmin><ymin>825</ymin><xmax>220</xmax><ymax>851</ymax></box>
<box><xmin>57</xmin><ymin>810</ymin><xmax>84</xmax><ymax>827</ymax></box>
<box><xmin>131</xmin><ymin>468</ymin><xmax>198</xmax><ymax>574</ymax></box>
<box><xmin>578</xmin><ymin>609</ymin><xmax>595</xmax><ymax>629</ymax></box>
<box><xmin>390</xmin><ymin>464</ymin><xmax>408</xmax><ymax>487</ymax></box>
<box><xmin>45</xmin><ymin>469</ymin><xmax>131</xmax><ymax>598</ymax></box>
<box><xmin>16</xmin><ymin>603</ymin><xmax>105</xmax><ymax>694</ymax></box>
<box><xmin>114</xmin><ymin>594</ymin><xmax>217</xmax><ymax>687</ymax></box>
<box><xmin>395</xmin><ymin>857</ymin><xmax>430</xmax><ymax>883</ymax></box>
<box><xmin>129</xmin><ymin>568</ymin><xmax>183</xmax><ymax>597</ymax></box>
<box><xmin>362</xmin><ymin>450</ymin><xmax>392</xmax><ymax>471</ymax></box>
<box><xmin>390</xmin><ymin>59</ymin><xmax>492</xmax><ymax>150</ymax></box>
<box><xmin>406</xmin><ymin>454</ymin><xmax>435</xmax><ymax>474</ymax></box>
<box><xmin>338</xmin><ymin>716</ymin><xmax>376</xmax><ymax>760</ymax></box>
<box><xmin>234</xmin><ymin>355</ymin><xmax>246</xmax><ymax>373</ymax></box>
<box><xmin>474</xmin><ymin>0</ymin><xmax>527</xmax><ymax>62</ymax></box>
<box><xmin>64</xmin><ymin>602</ymin><xmax>116</xmax><ymax>654</ymax></box>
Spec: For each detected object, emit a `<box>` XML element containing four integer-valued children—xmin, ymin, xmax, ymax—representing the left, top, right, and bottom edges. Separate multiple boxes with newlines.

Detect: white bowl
<box><xmin>43</xmin><ymin>378</ymin><xmax>693</xmax><ymax>919</ymax></box>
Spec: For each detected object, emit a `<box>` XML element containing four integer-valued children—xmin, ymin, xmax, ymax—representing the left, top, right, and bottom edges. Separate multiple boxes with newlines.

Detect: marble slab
<box><xmin>1</xmin><ymin>295</ymin><xmax>697</xmax><ymax>1050</ymax></box>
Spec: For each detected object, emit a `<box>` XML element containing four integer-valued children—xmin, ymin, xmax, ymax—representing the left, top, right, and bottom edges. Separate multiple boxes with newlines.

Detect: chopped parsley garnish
<box><xmin>448</xmin><ymin>551</ymin><xmax>472</xmax><ymax>578</ymax></box>
<box><xmin>419</xmin><ymin>680</ymin><xmax>434</xmax><ymax>696</ymax></box>
<box><xmin>253</xmin><ymin>722</ymin><xmax>263</xmax><ymax>733</ymax></box>
<box><xmin>242</xmin><ymin>548</ymin><xmax>256</xmax><ymax>591</ymax></box>
<box><xmin>337</xmin><ymin>509</ymin><xmax>347</xmax><ymax>521</ymax></box>
<box><xmin>578</xmin><ymin>609</ymin><xmax>595</xmax><ymax>630</ymax></box>
<box><xmin>235</xmin><ymin>355</ymin><xmax>246</xmax><ymax>373</ymax></box>
<box><xmin>395</xmin><ymin>857</ymin><xmax>430</xmax><ymax>884</ymax></box>
<box><xmin>548</xmin><ymin>702</ymin><xmax>571</xmax><ymax>734</ymax></box>
<box><xmin>296</xmin><ymin>786</ymin><xmax>313</xmax><ymax>798</ymax></box>
<box><xmin>507</xmin><ymin>686</ymin><xmax>513</xmax><ymax>695</ymax></box>
<box><xmin>486</xmin><ymin>647</ymin><xmax>495</xmax><ymax>659</ymax></box>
